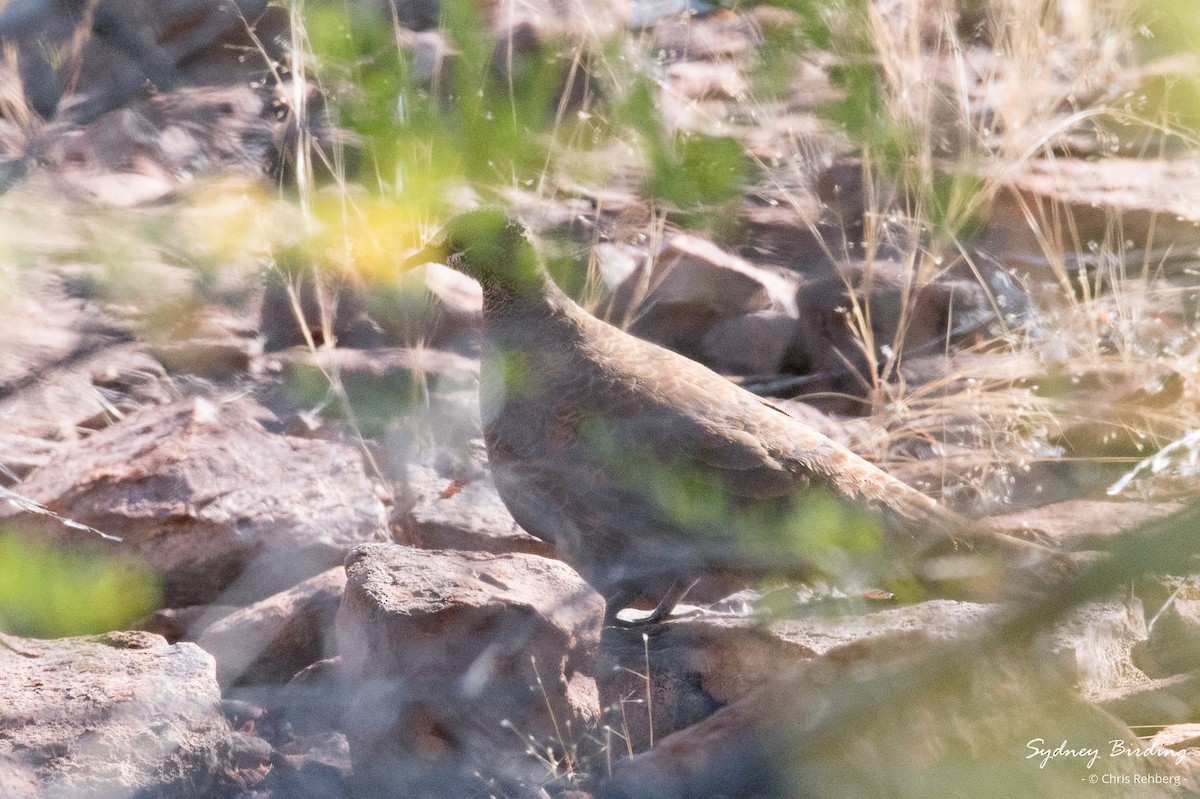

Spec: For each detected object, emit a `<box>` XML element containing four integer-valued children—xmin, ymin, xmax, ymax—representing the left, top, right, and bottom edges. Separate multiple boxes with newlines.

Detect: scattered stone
<box><xmin>379</xmin><ymin>260</ymin><xmax>483</xmax><ymax>349</ymax></box>
<box><xmin>2</xmin><ymin>397</ymin><xmax>387</xmax><ymax>606</ymax></box>
<box><xmin>634</xmin><ymin>233</ymin><xmax>799</xmax><ymax>317</ymax></box>
<box><xmin>767</xmin><ymin>599</ymin><xmax>995</xmax><ymax>656</ymax></box>
<box><xmin>650</xmin><ymin>11</ymin><xmax>756</xmax><ymax>61</ymax></box>
<box><xmin>665</xmin><ymin>61</ymin><xmax>749</xmax><ymax>101</ymax></box>
<box><xmin>266</xmin><ymin>731</ymin><xmax>353</xmax><ymax>799</ymax></box>
<box><xmin>197</xmin><ymin>567</ymin><xmax>347</xmax><ymax>687</ymax></box>
<box><xmin>336</xmin><ymin>543</ymin><xmax>604</xmax><ymax>797</ymax></box>
<box><xmin>0</xmin><ymin>433</ymin><xmax>60</xmax><ymax>482</ymax></box>
<box><xmin>0</xmin><ymin>631</ymin><xmax>231</xmax><ymax>799</ymax></box>
<box><xmin>606</xmin><ymin>233</ymin><xmax>801</xmax><ymax>362</ymax></box>
<box><xmin>1150</xmin><ymin>723</ymin><xmax>1200</xmax><ymax>752</ymax></box>
<box><xmin>789</xmin><ymin>259</ymin><xmax>1011</xmax><ymax>400</ymax></box>
<box><xmin>600</xmin><ymin>615</ymin><xmax>816</xmax><ymax>751</ymax></box>
<box><xmin>260</xmin><ymin>260</ymin><xmax>384</xmax><ymax>352</ymax></box>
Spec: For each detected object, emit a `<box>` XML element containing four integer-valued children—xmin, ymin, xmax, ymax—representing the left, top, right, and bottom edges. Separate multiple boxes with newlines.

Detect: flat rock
<box><xmin>981</xmin><ymin>500</ymin><xmax>1186</xmax><ymax>547</ymax></box>
<box><xmin>0</xmin><ymin>631</ymin><xmax>231</xmax><ymax>799</ymax></box>
<box><xmin>145</xmin><ymin>337</ymin><xmax>260</xmax><ymax>379</ymax></box>
<box><xmin>768</xmin><ymin>599</ymin><xmax>996</xmax><ymax>655</ymax></box>
<box><xmin>980</xmin><ymin>158</ymin><xmax>1200</xmax><ymax>282</ymax></box>
<box><xmin>197</xmin><ymin>566</ymin><xmax>347</xmax><ymax>687</ymax></box>
<box><xmin>2</xmin><ymin>397</ymin><xmax>388</xmax><ymax>606</ymax></box>
<box><xmin>638</xmin><ymin>233</ymin><xmax>799</xmax><ymax>317</ymax></box>
<box><xmin>401</xmin><ymin>462</ymin><xmax>553</xmax><ymax>556</ymax></box>
<box><xmin>336</xmin><ymin>543</ymin><xmax>604</xmax><ymax>796</ymax></box>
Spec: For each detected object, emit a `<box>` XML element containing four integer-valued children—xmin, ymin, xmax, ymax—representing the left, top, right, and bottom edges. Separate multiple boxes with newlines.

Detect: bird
<box><xmin>421</xmin><ymin>209</ymin><xmax>1056</xmax><ymax>625</ymax></box>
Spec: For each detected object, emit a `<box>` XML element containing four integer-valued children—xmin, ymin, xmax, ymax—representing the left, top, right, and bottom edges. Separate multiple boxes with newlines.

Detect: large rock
<box><xmin>336</xmin><ymin>543</ymin><xmax>604</xmax><ymax>796</ymax></box>
<box><xmin>2</xmin><ymin>397</ymin><xmax>388</xmax><ymax>606</ymax></box>
<box><xmin>0</xmin><ymin>631</ymin><xmax>231</xmax><ymax>799</ymax></box>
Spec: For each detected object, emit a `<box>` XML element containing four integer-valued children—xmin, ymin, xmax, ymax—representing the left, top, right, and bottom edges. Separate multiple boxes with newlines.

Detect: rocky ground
<box><xmin>3</xmin><ymin>0</ymin><xmax>1200</xmax><ymax>798</ymax></box>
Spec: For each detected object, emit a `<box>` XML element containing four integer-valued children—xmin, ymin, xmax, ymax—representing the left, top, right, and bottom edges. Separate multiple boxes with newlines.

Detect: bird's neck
<box><xmin>481</xmin><ymin>276</ymin><xmax>573</xmax><ymax>323</ymax></box>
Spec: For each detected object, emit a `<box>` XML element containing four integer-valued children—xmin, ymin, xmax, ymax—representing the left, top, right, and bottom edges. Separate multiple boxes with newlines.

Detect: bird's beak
<box><xmin>402</xmin><ymin>238</ymin><xmax>448</xmax><ymax>271</ymax></box>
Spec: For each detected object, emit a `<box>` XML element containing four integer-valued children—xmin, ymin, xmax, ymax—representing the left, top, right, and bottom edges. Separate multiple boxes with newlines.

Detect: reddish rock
<box><xmin>1046</xmin><ymin>600</ymin><xmax>1150</xmax><ymax>700</ymax></box>
<box><xmin>600</xmin><ymin>615</ymin><xmax>817</xmax><ymax>751</ymax></box>
<box><xmin>336</xmin><ymin>543</ymin><xmax>604</xmax><ymax>796</ymax></box>
<box><xmin>0</xmin><ymin>631</ymin><xmax>231</xmax><ymax>799</ymax></box>
<box><xmin>198</xmin><ymin>566</ymin><xmax>347</xmax><ymax>687</ymax></box>
<box><xmin>401</xmin><ymin>462</ymin><xmax>553</xmax><ymax>556</ymax></box>
<box><xmin>139</xmin><ymin>603</ymin><xmax>239</xmax><ymax>644</ymax></box>
<box><xmin>2</xmin><ymin>397</ymin><xmax>388</xmax><ymax>606</ymax></box>
<box><xmin>375</xmin><ymin>260</ymin><xmax>483</xmax><ymax>349</ymax></box>
<box><xmin>637</xmin><ymin>233</ymin><xmax>799</xmax><ymax>317</ymax></box>
<box><xmin>607</xmin><ymin>234</ymin><xmax>801</xmax><ymax>362</ymax></box>
<box><xmin>0</xmin><ymin>433</ymin><xmax>60</xmax><ymax>482</ymax></box>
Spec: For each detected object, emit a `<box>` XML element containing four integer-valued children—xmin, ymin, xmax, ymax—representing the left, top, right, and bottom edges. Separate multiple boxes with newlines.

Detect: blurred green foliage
<box><xmin>579</xmin><ymin>414</ymin><xmax>886</xmax><ymax>579</ymax></box>
<box><xmin>0</xmin><ymin>532</ymin><xmax>160</xmax><ymax>638</ymax></box>
<box><xmin>1132</xmin><ymin>0</ymin><xmax>1200</xmax><ymax>132</ymax></box>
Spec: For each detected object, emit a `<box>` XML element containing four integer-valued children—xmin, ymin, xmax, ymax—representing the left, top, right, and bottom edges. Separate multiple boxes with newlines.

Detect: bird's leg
<box><xmin>608</xmin><ymin>579</ymin><xmax>698</xmax><ymax>628</ymax></box>
<box><xmin>603</xmin><ymin>585</ymin><xmax>643</xmax><ymax>627</ymax></box>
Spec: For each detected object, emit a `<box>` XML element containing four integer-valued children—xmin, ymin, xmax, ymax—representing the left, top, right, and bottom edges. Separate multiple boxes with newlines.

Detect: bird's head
<box><xmin>420</xmin><ymin>209</ymin><xmax>543</xmax><ymax>296</ymax></box>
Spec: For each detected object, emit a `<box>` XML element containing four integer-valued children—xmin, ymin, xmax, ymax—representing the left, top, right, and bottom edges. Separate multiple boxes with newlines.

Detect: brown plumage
<box><xmin>429</xmin><ymin>210</ymin><xmax>1050</xmax><ymax>624</ymax></box>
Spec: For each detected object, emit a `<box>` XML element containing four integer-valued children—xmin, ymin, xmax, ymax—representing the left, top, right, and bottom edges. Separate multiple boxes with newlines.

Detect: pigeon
<box><xmin>423</xmin><ymin>209</ymin><xmax>1054</xmax><ymax>624</ymax></box>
